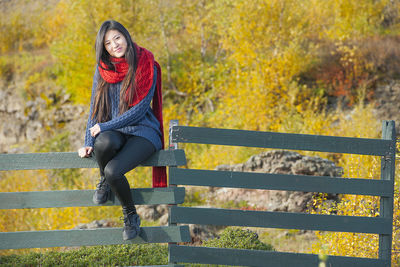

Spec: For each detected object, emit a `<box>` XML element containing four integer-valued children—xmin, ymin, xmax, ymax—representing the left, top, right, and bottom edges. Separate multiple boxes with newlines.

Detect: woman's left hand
<box><xmin>90</xmin><ymin>124</ymin><xmax>101</xmax><ymax>137</ymax></box>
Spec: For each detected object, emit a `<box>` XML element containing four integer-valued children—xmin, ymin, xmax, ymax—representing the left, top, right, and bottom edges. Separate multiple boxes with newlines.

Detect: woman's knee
<box><xmin>94</xmin><ymin>131</ymin><xmax>125</xmax><ymax>155</ymax></box>
<box><xmin>104</xmin><ymin>164</ymin><xmax>124</xmax><ymax>185</ymax></box>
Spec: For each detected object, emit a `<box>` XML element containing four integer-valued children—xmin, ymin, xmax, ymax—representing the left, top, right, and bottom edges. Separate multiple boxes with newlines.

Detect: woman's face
<box><xmin>104</xmin><ymin>29</ymin><xmax>127</xmax><ymax>58</ymax></box>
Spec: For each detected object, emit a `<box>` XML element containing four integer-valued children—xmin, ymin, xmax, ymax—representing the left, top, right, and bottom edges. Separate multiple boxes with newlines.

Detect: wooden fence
<box><xmin>167</xmin><ymin>120</ymin><xmax>396</xmax><ymax>267</ymax></box>
<box><xmin>0</xmin><ymin>120</ymin><xmax>396</xmax><ymax>267</ymax></box>
<box><xmin>0</xmin><ymin>149</ymin><xmax>189</xmax><ymax>267</ymax></box>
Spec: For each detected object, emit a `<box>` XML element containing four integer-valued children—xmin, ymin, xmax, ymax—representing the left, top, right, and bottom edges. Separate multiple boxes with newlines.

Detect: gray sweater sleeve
<box><xmin>97</xmin><ymin>68</ymin><xmax>156</xmax><ymax>132</ymax></box>
<box><xmin>84</xmin><ymin>67</ymin><xmax>99</xmax><ymax>148</ymax></box>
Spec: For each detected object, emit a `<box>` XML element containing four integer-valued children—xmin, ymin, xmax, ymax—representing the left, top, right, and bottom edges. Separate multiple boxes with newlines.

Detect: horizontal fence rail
<box><xmin>0</xmin><ymin>187</ymin><xmax>185</xmax><ymax>209</ymax></box>
<box><xmin>170</xmin><ymin>206</ymin><xmax>392</xmax><ymax>234</ymax></box>
<box><xmin>171</xmin><ymin>126</ymin><xmax>392</xmax><ymax>156</ymax></box>
<box><xmin>169</xmin><ymin>167</ymin><xmax>393</xmax><ymax>197</ymax></box>
<box><xmin>1</xmin><ymin>120</ymin><xmax>395</xmax><ymax>266</ymax></box>
<box><xmin>167</xmin><ymin>121</ymin><xmax>396</xmax><ymax>267</ymax></box>
<box><xmin>0</xmin><ymin>226</ymin><xmax>191</xmax><ymax>249</ymax></box>
<box><xmin>0</xmin><ymin>149</ymin><xmax>186</xmax><ymax>171</ymax></box>
<box><xmin>0</xmin><ymin>146</ymin><xmax>191</xmax><ymax>258</ymax></box>
<box><xmin>169</xmin><ymin>245</ymin><xmax>387</xmax><ymax>267</ymax></box>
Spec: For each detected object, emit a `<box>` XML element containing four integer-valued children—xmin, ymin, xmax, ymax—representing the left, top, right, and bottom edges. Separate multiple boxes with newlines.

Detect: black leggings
<box><xmin>93</xmin><ymin>131</ymin><xmax>156</xmax><ymax>211</ymax></box>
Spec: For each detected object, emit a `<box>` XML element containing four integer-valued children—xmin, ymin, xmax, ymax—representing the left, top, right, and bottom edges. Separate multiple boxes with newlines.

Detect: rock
<box><xmin>0</xmin><ymin>84</ymin><xmax>88</xmax><ymax>153</ymax></box>
<box><xmin>25</xmin><ymin>121</ymin><xmax>43</xmax><ymax>141</ymax></box>
<box><xmin>211</xmin><ymin>150</ymin><xmax>342</xmax><ymax>212</ymax></box>
<box><xmin>74</xmin><ymin>219</ymin><xmax>117</xmax><ymax>229</ymax></box>
<box><xmin>136</xmin><ymin>204</ymin><xmax>169</xmax><ymax>224</ymax></box>
<box><xmin>135</xmin><ymin>204</ymin><xmax>223</xmax><ymax>242</ymax></box>
<box><xmin>189</xmin><ymin>224</ymin><xmax>222</xmax><ymax>245</ymax></box>
<box><xmin>158</xmin><ymin>213</ymin><xmax>169</xmax><ymax>226</ymax></box>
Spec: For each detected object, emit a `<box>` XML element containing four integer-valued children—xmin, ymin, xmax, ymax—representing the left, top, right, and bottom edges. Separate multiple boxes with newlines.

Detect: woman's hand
<box><xmin>90</xmin><ymin>124</ymin><xmax>101</xmax><ymax>137</ymax></box>
<box><xmin>78</xmin><ymin>147</ymin><xmax>93</xmax><ymax>158</ymax></box>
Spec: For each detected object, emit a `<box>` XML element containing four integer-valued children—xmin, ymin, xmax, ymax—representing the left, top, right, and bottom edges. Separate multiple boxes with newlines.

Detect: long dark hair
<box><xmin>92</xmin><ymin>20</ymin><xmax>138</xmax><ymax>122</ymax></box>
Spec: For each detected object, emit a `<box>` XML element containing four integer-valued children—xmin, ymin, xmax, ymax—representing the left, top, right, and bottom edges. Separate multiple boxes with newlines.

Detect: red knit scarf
<box><xmin>98</xmin><ymin>44</ymin><xmax>167</xmax><ymax>188</ymax></box>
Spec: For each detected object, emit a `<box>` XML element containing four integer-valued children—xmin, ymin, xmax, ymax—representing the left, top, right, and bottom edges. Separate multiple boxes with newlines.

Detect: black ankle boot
<box><xmin>122</xmin><ymin>209</ymin><xmax>141</xmax><ymax>240</ymax></box>
<box><xmin>93</xmin><ymin>176</ymin><xmax>111</xmax><ymax>204</ymax></box>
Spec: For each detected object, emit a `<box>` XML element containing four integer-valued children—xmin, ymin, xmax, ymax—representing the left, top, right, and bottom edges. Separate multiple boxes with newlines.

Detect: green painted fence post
<box><xmin>168</xmin><ymin>120</ymin><xmax>180</xmax><ymax>266</ymax></box>
<box><xmin>378</xmin><ymin>120</ymin><xmax>396</xmax><ymax>266</ymax></box>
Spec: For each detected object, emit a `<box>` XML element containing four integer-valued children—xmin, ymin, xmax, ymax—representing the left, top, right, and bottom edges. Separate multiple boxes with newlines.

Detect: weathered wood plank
<box><xmin>171</xmin><ymin>126</ymin><xmax>391</xmax><ymax>156</ymax></box>
<box><xmin>0</xmin><ymin>187</ymin><xmax>185</xmax><ymax>209</ymax></box>
<box><xmin>0</xmin><ymin>149</ymin><xmax>186</xmax><ymax>171</ymax></box>
<box><xmin>169</xmin><ymin>245</ymin><xmax>387</xmax><ymax>267</ymax></box>
<box><xmin>0</xmin><ymin>226</ymin><xmax>191</xmax><ymax>249</ymax></box>
<box><xmin>170</xmin><ymin>207</ymin><xmax>391</xmax><ymax>234</ymax></box>
<box><xmin>169</xmin><ymin>168</ymin><xmax>393</xmax><ymax>197</ymax></box>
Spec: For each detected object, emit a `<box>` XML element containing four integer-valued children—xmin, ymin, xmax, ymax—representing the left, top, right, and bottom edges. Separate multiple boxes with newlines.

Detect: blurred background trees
<box><xmin>1</xmin><ymin>0</ymin><xmax>400</xmax><ymax>262</ymax></box>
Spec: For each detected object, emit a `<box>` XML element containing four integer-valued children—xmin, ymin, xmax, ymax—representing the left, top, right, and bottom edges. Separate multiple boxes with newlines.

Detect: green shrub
<box><xmin>0</xmin><ymin>244</ymin><xmax>168</xmax><ymax>266</ymax></box>
<box><xmin>0</xmin><ymin>228</ymin><xmax>274</xmax><ymax>266</ymax></box>
<box><xmin>202</xmin><ymin>227</ymin><xmax>274</xmax><ymax>251</ymax></box>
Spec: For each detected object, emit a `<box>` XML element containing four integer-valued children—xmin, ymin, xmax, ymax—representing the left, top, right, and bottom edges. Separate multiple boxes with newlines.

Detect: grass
<box><xmin>0</xmin><ymin>227</ymin><xmax>273</xmax><ymax>266</ymax></box>
<box><xmin>0</xmin><ymin>244</ymin><xmax>169</xmax><ymax>267</ymax></box>
<box><xmin>258</xmin><ymin>228</ymin><xmax>317</xmax><ymax>254</ymax></box>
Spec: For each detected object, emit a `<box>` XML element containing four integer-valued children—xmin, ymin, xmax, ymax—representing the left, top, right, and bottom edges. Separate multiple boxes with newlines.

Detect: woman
<box><xmin>78</xmin><ymin>20</ymin><xmax>166</xmax><ymax>240</ymax></box>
